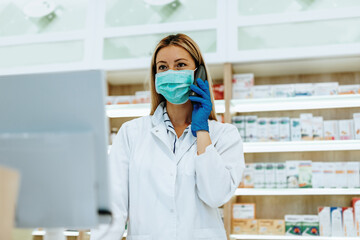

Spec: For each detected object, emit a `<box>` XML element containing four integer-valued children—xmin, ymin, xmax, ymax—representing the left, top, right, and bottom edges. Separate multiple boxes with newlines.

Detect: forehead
<box><xmin>156</xmin><ymin>45</ymin><xmax>193</xmax><ymax>62</ymax></box>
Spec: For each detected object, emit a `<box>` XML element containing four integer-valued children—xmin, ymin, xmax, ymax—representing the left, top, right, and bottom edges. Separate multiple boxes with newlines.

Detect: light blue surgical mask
<box><xmin>155</xmin><ymin>69</ymin><xmax>195</xmax><ymax>105</ymax></box>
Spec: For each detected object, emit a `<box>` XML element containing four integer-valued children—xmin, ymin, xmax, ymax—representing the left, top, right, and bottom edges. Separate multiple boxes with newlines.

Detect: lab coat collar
<box><xmin>150</xmin><ymin>102</ymin><xmax>197</xmax><ymax>164</ymax></box>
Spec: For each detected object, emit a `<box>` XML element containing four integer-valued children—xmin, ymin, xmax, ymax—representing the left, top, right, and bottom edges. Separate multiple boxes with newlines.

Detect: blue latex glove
<box><xmin>189</xmin><ymin>78</ymin><xmax>213</xmax><ymax>137</ymax></box>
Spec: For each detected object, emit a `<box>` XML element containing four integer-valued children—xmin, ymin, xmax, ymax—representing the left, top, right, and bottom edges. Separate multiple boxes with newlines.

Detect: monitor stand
<box><xmin>44</xmin><ymin>229</ymin><xmax>66</xmax><ymax>240</ymax></box>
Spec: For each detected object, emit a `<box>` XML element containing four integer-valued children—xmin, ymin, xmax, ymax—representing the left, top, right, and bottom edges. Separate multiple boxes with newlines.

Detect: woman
<box><xmin>92</xmin><ymin>33</ymin><xmax>245</xmax><ymax>240</ymax></box>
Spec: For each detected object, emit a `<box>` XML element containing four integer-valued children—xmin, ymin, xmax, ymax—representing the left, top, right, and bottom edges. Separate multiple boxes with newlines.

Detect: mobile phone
<box><xmin>190</xmin><ymin>64</ymin><xmax>207</xmax><ymax>97</ymax></box>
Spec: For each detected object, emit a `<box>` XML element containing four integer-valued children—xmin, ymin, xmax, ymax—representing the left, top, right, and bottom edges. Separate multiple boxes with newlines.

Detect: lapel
<box><xmin>175</xmin><ymin>126</ymin><xmax>197</xmax><ymax>165</ymax></box>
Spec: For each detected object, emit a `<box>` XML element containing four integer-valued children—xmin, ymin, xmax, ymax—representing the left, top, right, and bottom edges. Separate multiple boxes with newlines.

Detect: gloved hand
<box><xmin>189</xmin><ymin>78</ymin><xmax>213</xmax><ymax>137</ymax></box>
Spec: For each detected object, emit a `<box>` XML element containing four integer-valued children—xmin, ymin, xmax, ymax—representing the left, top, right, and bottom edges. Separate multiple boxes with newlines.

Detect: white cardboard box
<box><xmin>233</xmin><ymin>203</ymin><xmax>256</xmax><ymax>219</ymax></box>
<box><xmin>331</xmin><ymin>207</ymin><xmax>344</xmax><ymax>237</ymax></box>
<box><xmin>334</xmin><ymin>162</ymin><xmax>347</xmax><ymax>188</ymax></box>
<box><xmin>339</xmin><ymin>119</ymin><xmax>354</xmax><ymax>140</ymax></box>
<box><xmin>275</xmin><ymin>163</ymin><xmax>287</xmax><ymax>188</ymax></box>
<box><xmin>232</xmin><ymin>116</ymin><xmax>246</xmax><ymax>141</ymax></box>
<box><xmin>279</xmin><ymin>117</ymin><xmax>291</xmax><ymax>141</ymax></box>
<box><xmin>343</xmin><ymin>207</ymin><xmax>356</xmax><ymax>237</ymax></box>
<box><xmin>232</xmin><ymin>74</ymin><xmax>254</xmax><ymax>99</ymax></box>
<box><xmin>318</xmin><ymin>207</ymin><xmax>331</xmax><ymax>237</ymax></box>
<box><xmin>347</xmin><ymin>162</ymin><xmax>360</xmax><ymax>188</ymax></box>
<box><xmin>300</xmin><ymin>113</ymin><xmax>313</xmax><ymax>141</ymax></box>
<box><xmin>265</xmin><ymin>163</ymin><xmax>276</xmax><ymax>188</ymax></box>
<box><xmin>254</xmin><ymin>163</ymin><xmax>265</xmax><ymax>188</ymax></box>
<box><xmin>312</xmin><ymin>117</ymin><xmax>324</xmax><ymax>141</ymax></box>
<box><xmin>312</xmin><ymin>162</ymin><xmax>324</xmax><ymax>188</ymax></box>
<box><xmin>268</xmin><ymin>118</ymin><xmax>280</xmax><ymax>141</ymax></box>
<box><xmin>245</xmin><ymin>116</ymin><xmax>258</xmax><ymax>142</ymax></box>
<box><xmin>354</xmin><ymin>113</ymin><xmax>360</xmax><ymax>140</ymax></box>
<box><xmin>323</xmin><ymin>162</ymin><xmax>336</xmax><ymax>188</ymax></box>
<box><xmin>286</xmin><ymin>161</ymin><xmax>300</xmax><ymax>188</ymax></box>
<box><xmin>323</xmin><ymin>120</ymin><xmax>339</xmax><ymax>140</ymax></box>
<box><xmin>257</xmin><ymin>118</ymin><xmax>268</xmax><ymax>142</ymax></box>
<box><xmin>252</xmin><ymin>85</ymin><xmax>272</xmax><ymax>98</ymax></box>
<box><xmin>291</xmin><ymin>118</ymin><xmax>301</xmax><ymax>141</ymax></box>
<box><xmin>313</xmin><ymin>82</ymin><xmax>338</xmax><ymax>96</ymax></box>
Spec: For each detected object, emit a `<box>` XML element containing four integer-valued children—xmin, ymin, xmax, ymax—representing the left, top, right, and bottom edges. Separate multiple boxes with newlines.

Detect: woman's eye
<box><xmin>177</xmin><ymin>63</ymin><xmax>186</xmax><ymax>68</ymax></box>
<box><xmin>158</xmin><ymin>65</ymin><xmax>167</xmax><ymax>71</ymax></box>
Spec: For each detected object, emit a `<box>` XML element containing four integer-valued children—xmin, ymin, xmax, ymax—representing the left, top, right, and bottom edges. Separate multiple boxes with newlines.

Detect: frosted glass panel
<box><xmin>104</xmin><ymin>30</ymin><xmax>216</xmax><ymax>60</ymax></box>
<box><xmin>238</xmin><ymin>0</ymin><xmax>360</xmax><ymax>16</ymax></box>
<box><xmin>238</xmin><ymin>18</ymin><xmax>360</xmax><ymax>50</ymax></box>
<box><xmin>0</xmin><ymin>0</ymin><xmax>88</xmax><ymax>37</ymax></box>
<box><xmin>0</xmin><ymin>41</ymin><xmax>83</xmax><ymax>68</ymax></box>
<box><xmin>106</xmin><ymin>0</ymin><xmax>217</xmax><ymax>27</ymax></box>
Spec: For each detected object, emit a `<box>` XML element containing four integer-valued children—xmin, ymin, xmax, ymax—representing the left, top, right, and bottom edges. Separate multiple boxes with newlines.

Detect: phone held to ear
<box><xmin>190</xmin><ymin>64</ymin><xmax>207</xmax><ymax>97</ymax></box>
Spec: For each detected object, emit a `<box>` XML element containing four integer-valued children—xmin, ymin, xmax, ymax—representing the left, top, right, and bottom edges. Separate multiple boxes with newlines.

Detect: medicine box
<box><xmin>272</xmin><ymin>84</ymin><xmax>295</xmax><ymax>98</ymax></box>
<box><xmin>343</xmin><ymin>207</ymin><xmax>356</xmax><ymax>237</ymax></box>
<box><xmin>232</xmin><ymin>73</ymin><xmax>254</xmax><ymax>99</ymax></box>
<box><xmin>347</xmin><ymin>162</ymin><xmax>360</xmax><ymax>188</ymax></box>
<box><xmin>252</xmin><ymin>85</ymin><xmax>272</xmax><ymax>98</ymax></box>
<box><xmin>275</xmin><ymin>163</ymin><xmax>287</xmax><ymax>188</ymax></box>
<box><xmin>302</xmin><ymin>215</ymin><xmax>319</xmax><ymax>236</ymax></box>
<box><xmin>258</xmin><ymin>219</ymin><xmax>285</xmax><ymax>235</ymax></box>
<box><xmin>318</xmin><ymin>207</ymin><xmax>331</xmax><ymax>237</ymax></box>
<box><xmin>313</xmin><ymin>82</ymin><xmax>338</xmax><ymax>96</ymax></box>
<box><xmin>242</xmin><ymin>164</ymin><xmax>254</xmax><ymax>188</ymax></box>
<box><xmin>257</xmin><ymin>118</ymin><xmax>268</xmax><ymax>142</ymax></box>
<box><xmin>311</xmin><ymin>162</ymin><xmax>324</xmax><ymax>188</ymax></box>
<box><xmin>264</xmin><ymin>163</ymin><xmax>276</xmax><ymax>188</ymax></box>
<box><xmin>338</xmin><ymin>84</ymin><xmax>360</xmax><ymax>95</ymax></box>
<box><xmin>352</xmin><ymin>198</ymin><xmax>360</xmax><ymax>236</ymax></box>
<box><xmin>299</xmin><ymin>161</ymin><xmax>312</xmax><ymax>188</ymax></box>
<box><xmin>279</xmin><ymin>117</ymin><xmax>290</xmax><ymax>141</ymax></box>
<box><xmin>323</xmin><ymin>162</ymin><xmax>336</xmax><ymax>188</ymax></box>
<box><xmin>300</xmin><ymin>113</ymin><xmax>313</xmax><ymax>141</ymax></box>
<box><xmin>312</xmin><ymin>117</ymin><xmax>324</xmax><ymax>140</ymax></box>
<box><xmin>232</xmin><ymin>116</ymin><xmax>246</xmax><ymax>141</ymax></box>
<box><xmin>354</xmin><ymin>113</ymin><xmax>360</xmax><ymax>140</ymax></box>
<box><xmin>254</xmin><ymin>163</ymin><xmax>265</xmax><ymax>188</ymax></box>
<box><xmin>323</xmin><ymin>120</ymin><xmax>339</xmax><ymax>140</ymax></box>
<box><xmin>285</xmin><ymin>215</ymin><xmax>302</xmax><ymax>235</ymax></box>
<box><xmin>245</xmin><ymin>116</ymin><xmax>258</xmax><ymax>142</ymax></box>
<box><xmin>331</xmin><ymin>207</ymin><xmax>343</xmax><ymax>237</ymax></box>
<box><xmin>290</xmin><ymin>118</ymin><xmax>301</xmax><ymax>141</ymax></box>
<box><xmin>339</xmin><ymin>119</ymin><xmax>354</xmax><ymax>140</ymax></box>
<box><xmin>295</xmin><ymin>83</ymin><xmax>313</xmax><ymax>96</ymax></box>
<box><xmin>232</xmin><ymin>203</ymin><xmax>256</xmax><ymax>219</ymax></box>
<box><xmin>286</xmin><ymin>161</ymin><xmax>299</xmax><ymax>188</ymax></box>
<box><xmin>232</xmin><ymin>219</ymin><xmax>258</xmax><ymax>235</ymax></box>
<box><xmin>334</xmin><ymin>162</ymin><xmax>347</xmax><ymax>188</ymax></box>
<box><xmin>268</xmin><ymin>118</ymin><xmax>280</xmax><ymax>141</ymax></box>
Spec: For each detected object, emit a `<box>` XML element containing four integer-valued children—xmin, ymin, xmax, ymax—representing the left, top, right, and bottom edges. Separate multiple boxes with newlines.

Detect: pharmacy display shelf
<box><xmin>106</xmin><ymin>100</ymin><xmax>225</xmax><ymax>118</ymax></box>
<box><xmin>235</xmin><ymin>188</ymin><xmax>360</xmax><ymax>196</ymax></box>
<box><xmin>231</xmin><ymin>94</ymin><xmax>360</xmax><ymax>113</ymax></box>
<box><xmin>230</xmin><ymin>235</ymin><xmax>360</xmax><ymax>240</ymax></box>
<box><xmin>243</xmin><ymin>140</ymin><xmax>360</xmax><ymax>153</ymax></box>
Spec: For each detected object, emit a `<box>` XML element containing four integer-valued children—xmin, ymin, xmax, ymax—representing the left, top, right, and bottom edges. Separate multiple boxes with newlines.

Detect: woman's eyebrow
<box><xmin>175</xmin><ymin>58</ymin><xmax>188</xmax><ymax>62</ymax></box>
<box><xmin>156</xmin><ymin>60</ymin><xmax>167</xmax><ymax>65</ymax></box>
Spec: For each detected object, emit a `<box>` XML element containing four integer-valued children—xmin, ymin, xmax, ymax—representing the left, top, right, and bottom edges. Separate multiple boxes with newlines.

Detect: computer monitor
<box><xmin>0</xmin><ymin>70</ymin><xmax>111</xmax><ymax>230</ymax></box>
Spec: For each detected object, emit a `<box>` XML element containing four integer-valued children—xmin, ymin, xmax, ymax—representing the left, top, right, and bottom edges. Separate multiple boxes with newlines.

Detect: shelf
<box><xmin>231</xmin><ymin>94</ymin><xmax>360</xmax><ymax>113</ymax></box>
<box><xmin>235</xmin><ymin>188</ymin><xmax>360</xmax><ymax>196</ymax></box>
<box><xmin>106</xmin><ymin>100</ymin><xmax>225</xmax><ymax>118</ymax></box>
<box><xmin>230</xmin><ymin>235</ymin><xmax>360</xmax><ymax>240</ymax></box>
<box><xmin>243</xmin><ymin>140</ymin><xmax>360</xmax><ymax>153</ymax></box>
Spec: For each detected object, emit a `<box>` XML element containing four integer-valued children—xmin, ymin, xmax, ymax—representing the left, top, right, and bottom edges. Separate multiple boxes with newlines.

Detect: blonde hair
<box><xmin>149</xmin><ymin>33</ymin><xmax>217</xmax><ymax>121</ymax></box>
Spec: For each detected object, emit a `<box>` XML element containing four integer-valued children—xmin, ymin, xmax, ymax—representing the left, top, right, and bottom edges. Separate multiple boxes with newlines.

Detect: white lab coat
<box><xmin>91</xmin><ymin>103</ymin><xmax>245</xmax><ymax>240</ymax></box>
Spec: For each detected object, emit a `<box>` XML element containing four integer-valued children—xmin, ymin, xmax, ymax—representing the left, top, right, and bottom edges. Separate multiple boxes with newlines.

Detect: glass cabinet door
<box><xmin>105</xmin><ymin>0</ymin><xmax>217</xmax><ymax>27</ymax></box>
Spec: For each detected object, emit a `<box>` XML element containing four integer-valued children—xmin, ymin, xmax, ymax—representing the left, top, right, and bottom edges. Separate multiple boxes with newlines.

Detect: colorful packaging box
<box><xmin>279</xmin><ymin>117</ymin><xmax>291</xmax><ymax>141</ymax></box>
<box><xmin>300</xmin><ymin>113</ymin><xmax>313</xmax><ymax>141</ymax></box>
<box><xmin>257</xmin><ymin>118</ymin><xmax>268</xmax><ymax>142</ymax></box>
<box><xmin>352</xmin><ymin>198</ymin><xmax>360</xmax><ymax>236</ymax></box>
<box><xmin>343</xmin><ymin>207</ymin><xmax>356</xmax><ymax>237</ymax></box>
<box><xmin>334</xmin><ymin>162</ymin><xmax>347</xmax><ymax>188</ymax></box>
<box><xmin>299</xmin><ymin>161</ymin><xmax>312</xmax><ymax>188</ymax></box>
<box><xmin>212</xmin><ymin>84</ymin><xmax>224</xmax><ymax>100</ymax></box>
<box><xmin>272</xmin><ymin>84</ymin><xmax>295</xmax><ymax>98</ymax></box>
<box><xmin>252</xmin><ymin>85</ymin><xmax>272</xmax><ymax>98</ymax></box>
<box><xmin>258</xmin><ymin>219</ymin><xmax>285</xmax><ymax>235</ymax></box>
<box><xmin>354</xmin><ymin>113</ymin><xmax>360</xmax><ymax>140</ymax></box>
<box><xmin>245</xmin><ymin>116</ymin><xmax>258</xmax><ymax>142</ymax></box>
<box><xmin>318</xmin><ymin>207</ymin><xmax>331</xmax><ymax>236</ymax></box>
<box><xmin>295</xmin><ymin>83</ymin><xmax>313</xmax><ymax>96</ymax></box>
<box><xmin>323</xmin><ymin>120</ymin><xmax>339</xmax><ymax>140</ymax></box>
<box><xmin>232</xmin><ymin>73</ymin><xmax>254</xmax><ymax>99</ymax></box>
<box><xmin>268</xmin><ymin>118</ymin><xmax>280</xmax><ymax>141</ymax></box>
<box><xmin>312</xmin><ymin>116</ymin><xmax>324</xmax><ymax>141</ymax></box>
<box><xmin>313</xmin><ymin>82</ymin><xmax>338</xmax><ymax>96</ymax></box>
<box><xmin>347</xmin><ymin>162</ymin><xmax>360</xmax><ymax>188</ymax></box>
<box><xmin>291</xmin><ymin>118</ymin><xmax>301</xmax><ymax>141</ymax></box>
<box><xmin>232</xmin><ymin>203</ymin><xmax>256</xmax><ymax>219</ymax></box>
<box><xmin>339</xmin><ymin>119</ymin><xmax>354</xmax><ymax>140</ymax></box>
<box><xmin>232</xmin><ymin>219</ymin><xmax>258</xmax><ymax>235</ymax></box>
<box><xmin>312</xmin><ymin>162</ymin><xmax>324</xmax><ymax>188</ymax></box>
<box><xmin>242</xmin><ymin>164</ymin><xmax>254</xmax><ymax>188</ymax></box>
<box><xmin>265</xmin><ymin>163</ymin><xmax>276</xmax><ymax>188</ymax></box>
<box><xmin>254</xmin><ymin>163</ymin><xmax>265</xmax><ymax>188</ymax></box>
<box><xmin>331</xmin><ymin>207</ymin><xmax>344</xmax><ymax>237</ymax></box>
<box><xmin>338</xmin><ymin>84</ymin><xmax>360</xmax><ymax>95</ymax></box>
<box><xmin>275</xmin><ymin>162</ymin><xmax>287</xmax><ymax>188</ymax></box>
<box><xmin>285</xmin><ymin>215</ymin><xmax>302</xmax><ymax>235</ymax></box>
<box><xmin>286</xmin><ymin>161</ymin><xmax>300</xmax><ymax>188</ymax></box>
<box><xmin>302</xmin><ymin>215</ymin><xmax>320</xmax><ymax>236</ymax></box>
<box><xmin>232</xmin><ymin>116</ymin><xmax>246</xmax><ymax>141</ymax></box>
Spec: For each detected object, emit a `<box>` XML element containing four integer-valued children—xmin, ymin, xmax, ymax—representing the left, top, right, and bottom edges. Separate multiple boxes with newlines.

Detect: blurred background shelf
<box><xmin>243</xmin><ymin>140</ymin><xmax>360</xmax><ymax>153</ymax></box>
<box><xmin>235</xmin><ymin>188</ymin><xmax>360</xmax><ymax>196</ymax></box>
<box><xmin>231</xmin><ymin>95</ymin><xmax>360</xmax><ymax>113</ymax></box>
<box><xmin>230</xmin><ymin>234</ymin><xmax>360</xmax><ymax>240</ymax></box>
